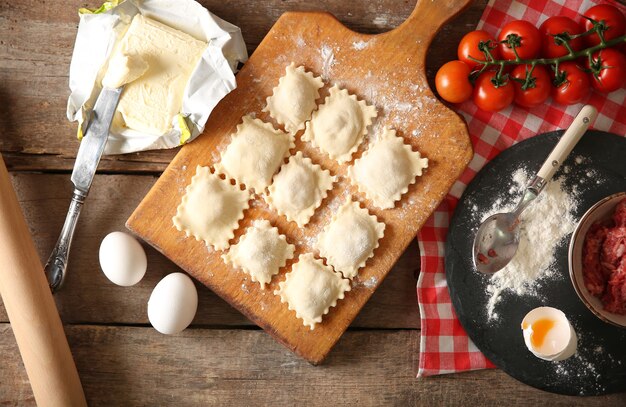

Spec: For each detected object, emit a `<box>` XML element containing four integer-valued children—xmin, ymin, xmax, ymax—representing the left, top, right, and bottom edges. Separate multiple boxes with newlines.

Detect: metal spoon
<box><xmin>473</xmin><ymin>104</ymin><xmax>597</xmax><ymax>274</ymax></box>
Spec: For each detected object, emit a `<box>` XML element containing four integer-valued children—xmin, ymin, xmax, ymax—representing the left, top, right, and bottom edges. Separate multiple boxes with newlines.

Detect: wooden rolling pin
<box><xmin>0</xmin><ymin>155</ymin><xmax>87</xmax><ymax>406</ymax></box>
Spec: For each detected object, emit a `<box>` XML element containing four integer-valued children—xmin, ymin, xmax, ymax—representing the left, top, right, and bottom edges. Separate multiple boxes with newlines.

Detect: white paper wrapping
<box><xmin>67</xmin><ymin>0</ymin><xmax>248</xmax><ymax>155</ymax></box>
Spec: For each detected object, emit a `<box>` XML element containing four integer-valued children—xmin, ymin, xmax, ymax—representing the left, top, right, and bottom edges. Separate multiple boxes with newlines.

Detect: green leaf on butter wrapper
<box><xmin>76</xmin><ymin>113</ymin><xmax>86</xmax><ymax>141</ymax></box>
<box><xmin>79</xmin><ymin>0</ymin><xmax>120</xmax><ymax>15</ymax></box>
<box><xmin>177</xmin><ymin>114</ymin><xmax>192</xmax><ymax>145</ymax></box>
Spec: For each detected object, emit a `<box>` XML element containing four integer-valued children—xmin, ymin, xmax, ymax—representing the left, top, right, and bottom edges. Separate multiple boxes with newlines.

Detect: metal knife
<box><xmin>44</xmin><ymin>87</ymin><xmax>123</xmax><ymax>292</ymax></box>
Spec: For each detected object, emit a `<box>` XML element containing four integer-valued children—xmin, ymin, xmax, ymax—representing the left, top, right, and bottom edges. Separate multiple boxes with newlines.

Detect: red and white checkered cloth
<box><xmin>416</xmin><ymin>0</ymin><xmax>626</xmax><ymax>377</ymax></box>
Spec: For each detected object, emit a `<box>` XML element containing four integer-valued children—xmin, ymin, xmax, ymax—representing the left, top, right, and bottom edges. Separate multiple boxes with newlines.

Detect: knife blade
<box><xmin>71</xmin><ymin>86</ymin><xmax>122</xmax><ymax>193</ymax></box>
<box><xmin>45</xmin><ymin>86</ymin><xmax>122</xmax><ymax>291</ymax></box>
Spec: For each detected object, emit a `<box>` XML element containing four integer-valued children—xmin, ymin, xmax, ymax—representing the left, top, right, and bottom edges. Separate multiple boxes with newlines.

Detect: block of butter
<box><xmin>107</xmin><ymin>15</ymin><xmax>207</xmax><ymax>136</ymax></box>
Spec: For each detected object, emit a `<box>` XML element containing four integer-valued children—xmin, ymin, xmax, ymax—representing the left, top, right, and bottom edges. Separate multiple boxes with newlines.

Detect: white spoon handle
<box><xmin>537</xmin><ymin>104</ymin><xmax>597</xmax><ymax>182</ymax></box>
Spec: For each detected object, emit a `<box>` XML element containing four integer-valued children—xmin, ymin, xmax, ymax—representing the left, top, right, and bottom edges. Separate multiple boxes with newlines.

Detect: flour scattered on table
<box><xmin>550</xmin><ymin>329</ymin><xmax>613</xmax><ymax>395</ymax></box>
<box><xmin>481</xmin><ymin>168</ymin><xmax>579</xmax><ymax>320</ymax></box>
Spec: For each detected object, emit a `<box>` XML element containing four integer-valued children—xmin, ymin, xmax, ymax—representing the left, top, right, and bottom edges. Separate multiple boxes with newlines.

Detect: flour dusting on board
<box><xmin>352</xmin><ymin>276</ymin><xmax>378</xmax><ymax>289</ymax></box>
<box><xmin>313</xmin><ymin>41</ymin><xmax>442</xmax><ymax>150</ymax></box>
<box><xmin>372</xmin><ymin>15</ymin><xmax>389</xmax><ymax>28</ymax></box>
<box><xmin>352</xmin><ymin>40</ymin><xmax>369</xmax><ymax>50</ymax></box>
<box><xmin>477</xmin><ymin>168</ymin><xmax>579</xmax><ymax>321</ymax></box>
<box><xmin>320</xmin><ymin>45</ymin><xmax>336</xmax><ymax>80</ymax></box>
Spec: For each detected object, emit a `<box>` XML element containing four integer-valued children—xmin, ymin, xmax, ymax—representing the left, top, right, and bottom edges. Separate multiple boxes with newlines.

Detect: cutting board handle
<box><xmin>0</xmin><ymin>155</ymin><xmax>87</xmax><ymax>406</ymax></box>
<box><xmin>392</xmin><ymin>0</ymin><xmax>473</xmax><ymax>43</ymax></box>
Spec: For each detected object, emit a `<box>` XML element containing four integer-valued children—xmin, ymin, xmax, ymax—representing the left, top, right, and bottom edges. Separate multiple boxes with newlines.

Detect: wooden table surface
<box><xmin>1</xmin><ymin>0</ymin><xmax>624</xmax><ymax>405</ymax></box>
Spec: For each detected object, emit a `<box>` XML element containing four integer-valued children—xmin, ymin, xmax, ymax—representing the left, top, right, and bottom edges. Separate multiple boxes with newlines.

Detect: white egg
<box><xmin>99</xmin><ymin>231</ymin><xmax>147</xmax><ymax>286</ymax></box>
<box><xmin>148</xmin><ymin>273</ymin><xmax>198</xmax><ymax>335</ymax></box>
<box><xmin>521</xmin><ymin>306</ymin><xmax>577</xmax><ymax>361</ymax></box>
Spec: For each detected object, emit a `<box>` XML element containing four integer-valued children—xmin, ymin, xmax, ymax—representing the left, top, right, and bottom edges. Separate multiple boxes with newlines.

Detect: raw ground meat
<box><xmin>582</xmin><ymin>198</ymin><xmax>626</xmax><ymax>315</ymax></box>
<box><xmin>603</xmin><ymin>261</ymin><xmax>626</xmax><ymax>314</ymax></box>
<box><xmin>583</xmin><ymin>224</ymin><xmax>609</xmax><ymax>295</ymax></box>
<box><xmin>602</xmin><ymin>227</ymin><xmax>626</xmax><ymax>271</ymax></box>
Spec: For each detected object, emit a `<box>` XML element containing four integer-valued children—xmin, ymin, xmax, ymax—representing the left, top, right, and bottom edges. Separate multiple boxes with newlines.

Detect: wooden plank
<box><xmin>0</xmin><ymin>173</ymin><xmax>420</xmax><ymax>329</ymax></box>
<box><xmin>0</xmin><ymin>0</ymin><xmax>488</xmax><ymax>173</ymax></box>
<box><xmin>1</xmin><ymin>324</ymin><xmax>624</xmax><ymax>406</ymax></box>
<box><xmin>127</xmin><ymin>0</ymin><xmax>473</xmax><ymax>363</ymax></box>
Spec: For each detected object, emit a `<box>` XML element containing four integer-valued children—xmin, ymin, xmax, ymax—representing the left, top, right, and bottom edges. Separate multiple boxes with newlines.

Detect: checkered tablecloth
<box><xmin>416</xmin><ymin>0</ymin><xmax>626</xmax><ymax>377</ymax></box>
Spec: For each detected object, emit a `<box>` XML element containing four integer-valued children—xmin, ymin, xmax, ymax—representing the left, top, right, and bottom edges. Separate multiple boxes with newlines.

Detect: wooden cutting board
<box><xmin>127</xmin><ymin>0</ymin><xmax>473</xmax><ymax>364</ymax></box>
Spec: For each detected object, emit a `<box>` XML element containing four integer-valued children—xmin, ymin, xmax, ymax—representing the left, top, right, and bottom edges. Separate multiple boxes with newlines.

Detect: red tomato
<box><xmin>498</xmin><ymin>20</ymin><xmax>542</xmax><ymax>60</ymax></box>
<box><xmin>472</xmin><ymin>71</ymin><xmax>515</xmax><ymax>112</ymax></box>
<box><xmin>539</xmin><ymin>16</ymin><xmax>584</xmax><ymax>58</ymax></box>
<box><xmin>510</xmin><ymin>65</ymin><xmax>551</xmax><ymax>108</ymax></box>
<box><xmin>586</xmin><ymin>48</ymin><xmax>626</xmax><ymax>93</ymax></box>
<box><xmin>435</xmin><ymin>60</ymin><xmax>473</xmax><ymax>104</ymax></box>
<box><xmin>583</xmin><ymin>4</ymin><xmax>626</xmax><ymax>47</ymax></box>
<box><xmin>458</xmin><ymin>30</ymin><xmax>500</xmax><ymax>68</ymax></box>
<box><xmin>552</xmin><ymin>62</ymin><xmax>591</xmax><ymax>105</ymax></box>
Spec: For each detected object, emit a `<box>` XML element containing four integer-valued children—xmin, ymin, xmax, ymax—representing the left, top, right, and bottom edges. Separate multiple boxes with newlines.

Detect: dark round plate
<box><xmin>446</xmin><ymin>130</ymin><xmax>626</xmax><ymax>396</ymax></box>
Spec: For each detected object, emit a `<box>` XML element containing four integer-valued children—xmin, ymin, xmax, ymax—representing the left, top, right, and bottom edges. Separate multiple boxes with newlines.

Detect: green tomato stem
<box><xmin>468</xmin><ymin>34</ymin><xmax>625</xmax><ymax>68</ymax></box>
<box><xmin>466</xmin><ymin>17</ymin><xmax>625</xmax><ymax>88</ymax></box>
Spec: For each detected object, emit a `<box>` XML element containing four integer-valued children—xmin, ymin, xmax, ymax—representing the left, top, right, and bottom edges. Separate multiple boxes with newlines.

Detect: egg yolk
<box><xmin>528</xmin><ymin>318</ymin><xmax>555</xmax><ymax>348</ymax></box>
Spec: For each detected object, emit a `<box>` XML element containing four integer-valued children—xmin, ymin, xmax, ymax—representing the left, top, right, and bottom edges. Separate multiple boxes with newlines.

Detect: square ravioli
<box><xmin>302</xmin><ymin>85</ymin><xmax>377</xmax><ymax>163</ymax></box>
<box><xmin>173</xmin><ymin>166</ymin><xmax>249</xmax><ymax>250</ymax></box>
<box><xmin>275</xmin><ymin>253</ymin><xmax>350</xmax><ymax>330</ymax></box>
<box><xmin>222</xmin><ymin>219</ymin><xmax>295</xmax><ymax>289</ymax></box>
<box><xmin>348</xmin><ymin>127</ymin><xmax>428</xmax><ymax>209</ymax></box>
<box><xmin>266</xmin><ymin>151</ymin><xmax>336</xmax><ymax>227</ymax></box>
<box><xmin>264</xmin><ymin>63</ymin><xmax>324</xmax><ymax>134</ymax></box>
<box><xmin>215</xmin><ymin>116</ymin><xmax>294</xmax><ymax>193</ymax></box>
<box><xmin>316</xmin><ymin>200</ymin><xmax>385</xmax><ymax>279</ymax></box>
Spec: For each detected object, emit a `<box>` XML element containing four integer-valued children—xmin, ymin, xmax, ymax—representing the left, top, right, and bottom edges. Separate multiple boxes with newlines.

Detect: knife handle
<box><xmin>44</xmin><ymin>189</ymin><xmax>86</xmax><ymax>292</ymax></box>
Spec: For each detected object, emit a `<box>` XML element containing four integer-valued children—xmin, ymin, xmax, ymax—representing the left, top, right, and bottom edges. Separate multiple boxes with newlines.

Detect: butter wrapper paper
<box><xmin>67</xmin><ymin>0</ymin><xmax>248</xmax><ymax>154</ymax></box>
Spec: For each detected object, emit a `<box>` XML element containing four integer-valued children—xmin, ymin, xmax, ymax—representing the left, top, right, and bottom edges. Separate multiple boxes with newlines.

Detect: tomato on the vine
<box><xmin>472</xmin><ymin>71</ymin><xmax>515</xmax><ymax>112</ymax></box>
<box><xmin>510</xmin><ymin>65</ymin><xmax>551</xmax><ymax>108</ymax></box>
<box><xmin>435</xmin><ymin>60</ymin><xmax>473</xmax><ymax>104</ymax></box>
<box><xmin>552</xmin><ymin>62</ymin><xmax>591</xmax><ymax>105</ymax></box>
<box><xmin>539</xmin><ymin>16</ymin><xmax>584</xmax><ymax>58</ymax></box>
<box><xmin>458</xmin><ymin>30</ymin><xmax>500</xmax><ymax>68</ymax></box>
<box><xmin>586</xmin><ymin>48</ymin><xmax>626</xmax><ymax>93</ymax></box>
<box><xmin>582</xmin><ymin>4</ymin><xmax>626</xmax><ymax>47</ymax></box>
<box><xmin>497</xmin><ymin>20</ymin><xmax>542</xmax><ymax>60</ymax></box>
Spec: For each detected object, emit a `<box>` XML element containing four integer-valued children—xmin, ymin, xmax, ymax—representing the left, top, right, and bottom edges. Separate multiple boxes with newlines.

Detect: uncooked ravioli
<box><xmin>215</xmin><ymin>116</ymin><xmax>294</xmax><ymax>193</ymax></box>
<box><xmin>302</xmin><ymin>85</ymin><xmax>377</xmax><ymax>163</ymax></box>
<box><xmin>266</xmin><ymin>151</ymin><xmax>335</xmax><ymax>227</ymax></box>
<box><xmin>316</xmin><ymin>200</ymin><xmax>385</xmax><ymax>279</ymax></box>
<box><xmin>172</xmin><ymin>166</ymin><xmax>250</xmax><ymax>250</ymax></box>
<box><xmin>274</xmin><ymin>253</ymin><xmax>350</xmax><ymax>330</ymax></box>
<box><xmin>264</xmin><ymin>63</ymin><xmax>324</xmax><ymax>133</ymax></box>
<box><xmin>348</xmin><ymin>127</ymin><xmax>428</xmax><ymax>209</ymax></box>
<box><xmin>222</xmin><ymin>219</ymin><xmax>295</xmax><ymax>289</ymax></box>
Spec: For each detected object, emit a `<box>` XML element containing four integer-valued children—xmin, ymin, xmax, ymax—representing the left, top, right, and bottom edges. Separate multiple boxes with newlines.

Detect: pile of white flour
<box><xmin>481</xmin><ymin>168</ymin><xmax>579</xmax><ymax>320</ymax></box>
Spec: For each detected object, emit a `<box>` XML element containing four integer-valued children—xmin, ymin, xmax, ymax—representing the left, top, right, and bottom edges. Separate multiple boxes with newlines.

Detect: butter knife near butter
<box><xmin>45</xmin><ymin>87</ymin><xmax>122</xmax><ymax>292</ymax></box>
